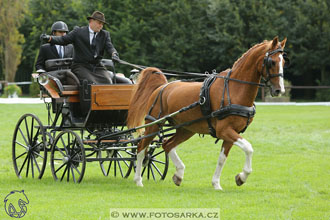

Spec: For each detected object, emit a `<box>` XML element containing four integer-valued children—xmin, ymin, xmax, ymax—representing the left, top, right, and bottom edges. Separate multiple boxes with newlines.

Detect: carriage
<box><xmin>12</xmin><ymin>58</ymin><xmax>169</xmax><ymax>183</ymax></box>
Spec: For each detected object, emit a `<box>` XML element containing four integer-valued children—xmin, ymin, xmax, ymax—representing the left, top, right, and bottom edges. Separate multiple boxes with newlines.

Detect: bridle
<box><xmin>261</xmin><ymin>47</ymin><xmax>286</xmax><ymax>84</ymax></box>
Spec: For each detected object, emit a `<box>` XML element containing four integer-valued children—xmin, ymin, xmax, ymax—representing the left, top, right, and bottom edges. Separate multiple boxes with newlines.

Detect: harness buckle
<box><xmin>199</xmin><ymin>96</ymin><xmax>206</xmax><ymax>105</ymax></box>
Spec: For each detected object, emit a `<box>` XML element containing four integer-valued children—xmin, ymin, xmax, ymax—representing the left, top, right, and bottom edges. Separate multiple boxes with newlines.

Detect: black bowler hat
<box><xmin>87</xmin><ymin>11</ymin><xmax>108</xmax><ymax>24</ymax></box>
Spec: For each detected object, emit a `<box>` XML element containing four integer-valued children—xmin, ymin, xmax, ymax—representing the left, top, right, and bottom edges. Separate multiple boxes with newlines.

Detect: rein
<box><xmin>117</xmin><ymin>59</ymin><xmax>209</xmax><ymax>78</ymax></box>
<box><xmin>117</xmin><ymin>58</ymin><xmax>273</xmax><ymax>88</ymax></box>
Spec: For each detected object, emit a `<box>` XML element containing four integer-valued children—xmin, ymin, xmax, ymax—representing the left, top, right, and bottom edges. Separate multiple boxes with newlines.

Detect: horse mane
<box><xmin>127</xmin><ymin>67</ymin><xmax>167</xmax><ymax>129</ymax></box>
<box><xmin>232</xmin><ymin>40</ymin><xmax>272</xmax><ymax>70</ymax></box>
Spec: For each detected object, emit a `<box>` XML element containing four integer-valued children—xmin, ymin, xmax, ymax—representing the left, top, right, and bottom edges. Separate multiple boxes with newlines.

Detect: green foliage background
<box><xmin>4</xmin><ymin>0</ymin><xmax>330</xmax><ymax>99</ymax></box>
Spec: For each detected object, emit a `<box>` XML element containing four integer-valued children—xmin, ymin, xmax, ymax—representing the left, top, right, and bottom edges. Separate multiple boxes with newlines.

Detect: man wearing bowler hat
<box><xmin>41</xmin><ymin>11</ymin><xmax>120</xmax><ymax>84</ymax></box>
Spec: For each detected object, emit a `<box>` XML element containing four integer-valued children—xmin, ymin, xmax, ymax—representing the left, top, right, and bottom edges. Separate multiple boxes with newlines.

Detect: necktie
<box><xmin>58</xmin><ymin>46</ymin><xmax>63</xmax><ymax>58</ymax></box>
<box><xmin>91</xmin><ymin>32</ymin><xmax>97</xmax><ymax>58</ymax></box>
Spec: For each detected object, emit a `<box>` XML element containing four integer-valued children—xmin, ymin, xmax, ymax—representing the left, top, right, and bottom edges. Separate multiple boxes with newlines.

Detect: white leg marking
<box><xmin>233</xmin><ymin>138</ymin><xmax>253</xmax><ymax>183</ymax></box>
<box><xmin>278</xmin><ymin>54</ymin><xmax>285</xmax><ymax>94</ymax></box>
<box><xmin>168</xmin><ymin>148</ymin><xmax>185</xmax><ymax>180</ymax></box>
<box><xmin>212</xmin><ymin>148</ymin><xmax>227</xmax><ymax>190</ymax></box>
<box><xmin>134</xmin><ymin>148</ymin><xmax>146</xmax><ymax>187</ymax></box>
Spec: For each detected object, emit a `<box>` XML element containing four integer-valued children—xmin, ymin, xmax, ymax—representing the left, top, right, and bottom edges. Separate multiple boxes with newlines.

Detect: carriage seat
<box><xmin>38</xmin><ymin>59</ymin><xmax>79</xmax><ymax>100</ymax></box>
<box><xmin>47</xmin><ymin>70</ymin><xmax>80</xmax><ymax>91</ymax></box>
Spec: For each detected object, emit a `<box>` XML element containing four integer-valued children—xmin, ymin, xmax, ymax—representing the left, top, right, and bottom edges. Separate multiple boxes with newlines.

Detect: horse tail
<box><xmin>127</xmin><ymin>67</ymin><xmax>167</xmax><ymax>129</ymax></box>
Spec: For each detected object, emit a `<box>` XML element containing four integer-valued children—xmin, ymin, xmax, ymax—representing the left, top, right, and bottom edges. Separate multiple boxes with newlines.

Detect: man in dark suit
<box><xmin>36</xmin><ymin>21</ymin><xmax>73</xmax><ymax>72</ymax></box>
<box><xmin>41</xmin><ymin>11</ymin><xmax>119</xmax><ymax>84</ymax></box>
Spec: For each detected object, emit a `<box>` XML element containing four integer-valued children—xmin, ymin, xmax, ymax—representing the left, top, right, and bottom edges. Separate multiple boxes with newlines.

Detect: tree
<box><xmin>0</xmin><ymin>0</ymin><xmax>28</xmax><ymax>82</ymax></box>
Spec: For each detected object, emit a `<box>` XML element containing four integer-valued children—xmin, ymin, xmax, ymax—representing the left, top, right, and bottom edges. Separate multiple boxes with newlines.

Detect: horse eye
<box><xmin>271</xmin><ymin>60</ymin><xmax>276</xmax><ymax>66</ymax></box>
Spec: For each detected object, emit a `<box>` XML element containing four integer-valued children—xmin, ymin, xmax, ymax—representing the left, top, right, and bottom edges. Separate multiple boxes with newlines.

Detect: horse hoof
<box><xmin>134</xmin><ymin>178</ymin><xmax>144</xmax><ymax>187</ymax></box>
<box><xmin>235</xmin><ymin>174</ymin><xmax>244</xmax><ymax>186</ymax></box>
<box><xmin>212</xmin><ymin>182</ymin><xmax>223</xmax><ymax>190</ymax></box>
<box><xmin>172</xmin><ymin>174</ymin><xmax>182</xmax><ymax>186</ymax></box>
<box><xmin>136</xmin><ymin>181</ymin><xmax>144</xmax><ymax>187</ymax></box>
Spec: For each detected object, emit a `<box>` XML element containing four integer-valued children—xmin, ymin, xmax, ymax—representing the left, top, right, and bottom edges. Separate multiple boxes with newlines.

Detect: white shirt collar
<box><xmin>89</xmin><ymin>26</ymin><xmax>98</xmax><ymax>44</ymax></box>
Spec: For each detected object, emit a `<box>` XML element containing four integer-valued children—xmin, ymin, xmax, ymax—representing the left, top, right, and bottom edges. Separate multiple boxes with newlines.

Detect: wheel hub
<box><xmin>62</xmin><ymin>156</ymin><xmax>69</xmax><ymax>163</ymax></box>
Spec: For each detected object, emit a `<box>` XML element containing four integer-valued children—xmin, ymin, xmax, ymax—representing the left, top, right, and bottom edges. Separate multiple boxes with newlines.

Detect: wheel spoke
<box><xmin>151</xmin><ymin>162</ymin><xmax>163</xmax><ymax>176</ymax></box>
<box><xmin>18</xmin><ymin>155</ymin><xmax>28</xmax><ymax>176</ymax></box>
<box><xmin>18</xmin><ymin>127</ymin><xmax>29</xmax><ymax>147</ymax></box>
<box><xmin>55</xmin><ymin>145</ymin><xmax>67</xmax><ymax>157</ymax></box>
<box><xmin>71</xmin><ymin>138</ymin><xmax>77</xmax><ymax>155</ymax></box>
<box><xmin>60</xmin><ymin>136</ymin><xmax>68</xmax><ymax>154</ymax></box>
<box><xmin>72</xmin><ymin>165</ymin><xmax>81</xmax><ymax>176</ymax></box>
<box><xmin>141</xmin><ymin>166</ymin><xmax>146</xmax><ymax>176</ymax></box>
<box><xmin>15</xmin><ymin>140</ymin><xmax>29</xmax><ymax>151</ymax></box>
<box><xmin>151</xmin><ymin>159</ymin><xmax>166</xmax><ymax>164</ymax></box>
<box><xmin>31</xmin><ymin>154</ymin><xmax>41</xmax><ymax>173</ymax></box>
<box><xmin>31</xmin><ymin>154</ymin><xmax>35</xmax><ymax>178</ymax></box>
<box><xmin>67</xmin><ymin>164</ymin><xmax>70</xmax><ymax>182</ymax></box>
<box><xmin>117</xmin><ymin>160</ymin><xmax>124</xmax><ymax>178</ymax></box>
<box><xmin>106</xmin><ymin>160</ymin><xmax>113</xmax><ymax>176</ymax></box>
<box><xmin>151</xmin><ymin>150</ymin><xmax>165</xmax><ymax>158</ymax></box>
<box><xmin>117</xmin><ymin>152</ymin><xmax>130</xmax><ymax>168</ymax></box>
<box><xmin>15</xmin><ymin>152</ymin><xmax>27</xmax><ymax>160</ymax></box>
<box><xmin>114</xmin><ymin>157</ymin><xmax>117</xmax><ymax>177</ymax></box>
<box><xmin>71</xmin><ymin>166</ymin><xmax>76</xmax><ymax>183</ymax></box>
<box><xmin>60</xmin><ymin>165</ymin><xmax>68</xmax><ymax>181</ymax></box>
<box><xmin>26</xmin><ymin>154</ymin><xmax>31</xmax><ymax>177</ymax></box>
<box><xmin>30</xmin><ymin>118</ymin><xmax>34</xmax><ymax>146</ymax></box>
<box><xmin>24</xmin><ymin>118</ymin><xmax>31</xmax><ymax>144</ymax></box>
<box><xmin>55</xmin><ymin>163</ymin><xmax>67</xmax><ymax>174</ymax></box>
<box><xmin>32</xmin><ymin>151</ymin><xmax>45</xmax><ymax>159</ymax></box>
<box><xmin>32</xmin><ymin>127</ymin><xmax>41</xmax><ymax>147</ymax></box>
<box><xmin>150</xmin><ymin>164</ymin><xmax>156</xmax><ymax>181</ymax></box>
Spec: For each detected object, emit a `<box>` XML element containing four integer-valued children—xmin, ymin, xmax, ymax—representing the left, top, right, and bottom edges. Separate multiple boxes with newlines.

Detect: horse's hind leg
<box><xmin>134</xmin><ymin>125</ymin><xmax>159</xmax><ymax>187</ymax></box>
<box><xmin>162</xmin><ymin>128</ymin><xmax>194</xmax><ymax>186</ymax></box>
<box><xmin>212</xmin><ymin>141</ymin><xmax>233</xmax><ymax>190</ymax></box>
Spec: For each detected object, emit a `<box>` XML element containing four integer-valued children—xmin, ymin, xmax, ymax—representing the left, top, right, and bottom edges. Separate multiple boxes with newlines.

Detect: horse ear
<box><xmin>271</xmin><ymin>36</ymin><xmax>279</xmax><ymax>49</ymax></box>
<box><xmin>280</xmin><ymin>37</ymin><xmax>287</xmax><ymax>48</ymax></box>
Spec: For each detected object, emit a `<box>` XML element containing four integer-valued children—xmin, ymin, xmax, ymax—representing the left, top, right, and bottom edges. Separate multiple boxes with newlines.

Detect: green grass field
<box><xmin>0</xmin><ymin>104</ymin><xmax>329</xmax><ymax>220</ymax></box>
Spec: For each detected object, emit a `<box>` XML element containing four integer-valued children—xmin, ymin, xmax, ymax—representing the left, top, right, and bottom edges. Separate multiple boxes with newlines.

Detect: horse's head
<box><xmin>261</xmin><ymin>36</ymin><xmax>289</xmax><ymax>97</ymax></box>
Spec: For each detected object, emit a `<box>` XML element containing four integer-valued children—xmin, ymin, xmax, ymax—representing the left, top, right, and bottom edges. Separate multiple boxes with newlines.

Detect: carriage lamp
<box><xmin>38</xmin><ymin>73</ymin><xmax>49</xmax><ymax>86</ymax></box>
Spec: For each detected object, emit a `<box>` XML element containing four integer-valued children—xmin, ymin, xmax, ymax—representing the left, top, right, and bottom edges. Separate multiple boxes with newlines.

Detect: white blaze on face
<box><xmin>278</xmin><ymin>54</ymin><xmax>285</xmax><ymax>94</ymax></box>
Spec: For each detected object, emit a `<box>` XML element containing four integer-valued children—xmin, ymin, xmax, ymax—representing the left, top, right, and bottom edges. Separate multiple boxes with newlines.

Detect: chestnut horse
<box><xmin>127</xmin><ymin>37</ymin><xmax>287</xmax><ymax>190</ymax></box>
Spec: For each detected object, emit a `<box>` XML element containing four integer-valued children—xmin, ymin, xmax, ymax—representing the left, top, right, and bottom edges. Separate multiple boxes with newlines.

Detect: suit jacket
<box><xmin>35</xmin><ymin>43</ymin><xmax>73</xmax><ymax>71</ymax></box>
<box><xmin>50</xmin><ymin>26</ymin><xmax>117</xmax><ymax>64</ymax></box>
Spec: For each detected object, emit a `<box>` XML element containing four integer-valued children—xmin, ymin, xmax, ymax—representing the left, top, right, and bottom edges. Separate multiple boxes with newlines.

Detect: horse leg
<box><xmin>134</xmin><ymin>125</ymin><xmax>159</xmax><ymax>187</ymax></box>
<box><xmin>212</xmin><ymin>141</ymin><xmax>233</xmax><ymax>190</ymax></box>
<box><xmin>233</xmin><ymin>138</ymin><xmax>254</xmax><ymax>186</ymax></box>
<box><xmin>163</xmin><ymin>128</ymin><xmax>194</xmax><ymax>186</ymax></box>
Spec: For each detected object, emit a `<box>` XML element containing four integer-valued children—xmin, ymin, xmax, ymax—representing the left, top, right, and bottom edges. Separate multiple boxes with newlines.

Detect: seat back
<box><xmin>45</xmin><ymin>58</ymin><xmax>73</xmax><ymax>71</ymax></box>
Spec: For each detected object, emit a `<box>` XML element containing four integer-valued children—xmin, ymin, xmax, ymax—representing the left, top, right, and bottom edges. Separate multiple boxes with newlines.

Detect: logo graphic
<box><xmin>4</xmin><ymin>190</ymin><xmax>29</xmax><ymax>218</ymax></box>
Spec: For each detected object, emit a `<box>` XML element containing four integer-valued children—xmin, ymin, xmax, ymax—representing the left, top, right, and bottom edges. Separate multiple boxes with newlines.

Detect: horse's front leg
<box><xmin>233</xmin><ymin>138</ymin><xmax>254</xmax><ymax>186</ymax></box>
<box><xmin>212</xmin><ymin>141</ymin><xmax>233</xmax><ymax>190</ymax></box>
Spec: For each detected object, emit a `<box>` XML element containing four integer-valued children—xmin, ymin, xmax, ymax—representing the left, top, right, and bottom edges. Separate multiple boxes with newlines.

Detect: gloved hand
<box><xmin>40</xmin><ymin>34</ymin><xmax>51</xmax><ymax>43</ymax></box>
<box><xmin>112</xmin><ymin>52</ymin><xmax>120</xmax><ymax>61</ymax></box>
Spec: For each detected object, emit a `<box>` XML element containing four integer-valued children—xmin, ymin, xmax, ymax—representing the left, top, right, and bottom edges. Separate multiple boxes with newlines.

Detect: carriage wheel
<box><xmin>140</xmin><ymin>144</ymin><xmax>169</xmax><ymax>181</ymax></box>
<box><xmin>50</xmin><ymin>130</ymin><xmax>86</xmax><ymax>183</ymax></box>
<box><xmin>12</xmin><ymin>114</ymin><xmax>47</xmax><ymax>179</ymax></box>
<box><xmin>98</xmin><ymin>145</ymin><xmax>135</xmax><ymax>178</ymax></box>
